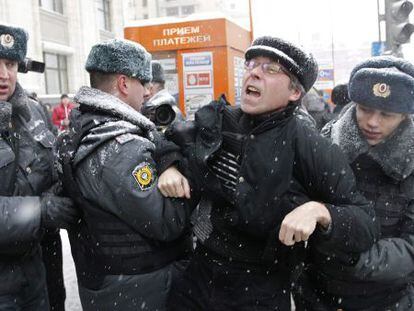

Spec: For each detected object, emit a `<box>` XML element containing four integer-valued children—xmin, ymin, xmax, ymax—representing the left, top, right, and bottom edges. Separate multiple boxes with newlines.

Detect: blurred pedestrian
<box><xmin>301</xmin><ymin>87</ymin><xmax>333</xmax><ymax>130</ymax></box>
<box><xmin>52</xmin><ymin>94</ymin><xmax>75</xmax><ymax>132</ymax></box>
<box><xmin>331</xmin><ymin>83</ymin><xmax>351</xmax><ymax>115</ymax></box>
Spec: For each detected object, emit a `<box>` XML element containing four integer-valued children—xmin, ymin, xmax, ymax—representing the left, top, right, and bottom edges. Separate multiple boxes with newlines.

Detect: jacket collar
<box><xmin>74</xmin><ymin>86</ymin><xmax>155</xmax><ymax>131</ymax></box>
<box><xmin>330</xmin><ymin>103</ymin><xmax>414</xmax><ymax>180</ymax></box>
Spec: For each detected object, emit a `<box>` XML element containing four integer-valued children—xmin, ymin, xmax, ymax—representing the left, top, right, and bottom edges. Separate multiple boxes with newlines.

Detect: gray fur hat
<box><xmin>85</xmin><ymin>39</ymin><xmax>152</xmax><ymax>83</ymax></box>
<box><xmin>349</xmin><ymin>56</ymin><xmax>414</xmax><ymax>114</ymax></box>
<box><xmin>245</xmin><ymin>36</ymin><xmax>318</xmax><ymax>92</ymax></box>
<box><xmin>0</xmin><ymin>24</ymin><xmax>28</xmax><ymax>62</ymax></box>
<box><xmin>151</xmin><ymin>60</ymin><xmax>165</xmax><ymax>83</ymax></box>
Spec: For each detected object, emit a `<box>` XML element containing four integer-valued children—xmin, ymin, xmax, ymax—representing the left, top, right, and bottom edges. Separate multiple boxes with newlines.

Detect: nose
<box><xmin>143</xmin><ymin>85</ymin><xmax>151</xmax><ymax>98</ymax></box>
<box><xmin>247</xmin><ymin>64</ymin><xmax>263</xmax><ymax>79</ymax></box>
<box><xmin>0</xmin><ymin>62</ymin><xmax>8</xmax><ymax>80</ymax></box>
<box><xmin>366</xmin><ymin>113</ymin><xmax>381</xmax><ymax>128</ymax></box>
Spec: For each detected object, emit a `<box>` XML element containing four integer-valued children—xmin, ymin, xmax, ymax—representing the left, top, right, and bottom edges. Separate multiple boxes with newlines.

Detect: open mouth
<box><xmin>0</xmin><ymin>85</ymin><xmax>8</xmax><ymax>94</ymax></box>
<box><xmin>245</xmin><ymin>85</ymin><xmax>261</xmax><ymax>97</ymax></box>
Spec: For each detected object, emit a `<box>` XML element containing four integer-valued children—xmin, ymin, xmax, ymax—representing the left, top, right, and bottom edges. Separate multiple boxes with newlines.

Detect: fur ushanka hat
<box><xmin>0</xmin><ymin>24</ymin><xmax>28</xmax><ymax>62</ymax></box>
<box><xmin>85</xmin><ymin>39</ymin><xmax>152</xmax><ymax>83</ymax></box>
<box><xmin>349</xmin><ymin>56</ymin><xmax>414</xmax><ymax>114</ymax></box>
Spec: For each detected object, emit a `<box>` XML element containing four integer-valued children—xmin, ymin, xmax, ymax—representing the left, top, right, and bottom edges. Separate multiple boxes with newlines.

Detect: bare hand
<box><xmin>278</xmin><ymin>201</ymin><xmax>331</xmax><ymax>246</ymax></box>
<box><xmin>158</xmin><ymin>166</ymin><xmax>191</xmax><ymax>199</ymax></box>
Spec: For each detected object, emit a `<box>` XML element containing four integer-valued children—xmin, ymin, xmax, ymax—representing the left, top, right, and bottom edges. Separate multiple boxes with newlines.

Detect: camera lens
<box><xmin>155</xmin><ymin>104</ymin><xmax>175</xmax><ymax>125</ymax></box>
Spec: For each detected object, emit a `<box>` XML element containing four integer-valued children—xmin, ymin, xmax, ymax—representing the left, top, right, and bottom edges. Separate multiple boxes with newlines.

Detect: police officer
<box><xmin>0</xmin><ymin>24</ymin><xmax>77</xmax><ymax>310</ymax></box>
<box><xmin>296</xmin><ymin>56</ymin><xmax>414</xmax><ymax>311</ymax></box>
<box><xmin>59</xmin><ymin>39</ymin><xmax>192</xmax><ymax>310</ymax></box>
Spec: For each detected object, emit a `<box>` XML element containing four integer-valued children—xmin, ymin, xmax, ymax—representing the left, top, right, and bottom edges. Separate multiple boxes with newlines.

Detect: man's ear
<box><xmin>289</xmin><ymin>88</ymin><xmax>302</xmax><ymax>102</ymax></box>
<box><xmin>117</xmin><ymin>75</ymin><xmax>129</xmax><ymax>96</ymax></box>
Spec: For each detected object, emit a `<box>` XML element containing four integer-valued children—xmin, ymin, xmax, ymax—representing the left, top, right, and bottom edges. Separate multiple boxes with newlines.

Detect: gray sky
<box><xmin>249</xmin><ymin>0</ymin><xmax>389</xmax><ymax>84</ymax></box>
<box><xmin>251</xmin><ymin>0</ymin><xmax>378</xmax><ymax>48</ymax></box>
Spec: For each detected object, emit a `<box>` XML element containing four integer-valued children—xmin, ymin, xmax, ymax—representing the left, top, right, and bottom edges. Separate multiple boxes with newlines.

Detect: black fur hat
<box><xmin>85</xmin><ymin>39</ymin><xmax>152</xmax><ymax>83</ymax></box>
<box><xmin>151</xmin><ymin>60</ymin><xmax>165</xmax><ymax>83</ymax></box>
<box><xmin>0</xmin><ymin>24</ymin><xmax>28</xmax><ymax>62</ymax></box>
<box><xmin>245</xmin><ymin>36</ymin><xmax>318</xmax><ymax>92</ymax></box>
<box><xmin>349</xmin><ymin>56</ymin><xmax>414</xmax><ymax>114</ymax></box>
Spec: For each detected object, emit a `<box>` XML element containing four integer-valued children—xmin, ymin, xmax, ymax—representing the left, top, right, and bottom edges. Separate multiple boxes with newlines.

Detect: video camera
<box><xmin>18</xmin><ymin>58</ymin><xmax>45</xmax><ymax>73</ymax></box>
<box><xmin>142</xmin><ymin>103</ymin><xmax>176</xmax><ymax>127</ymax></box>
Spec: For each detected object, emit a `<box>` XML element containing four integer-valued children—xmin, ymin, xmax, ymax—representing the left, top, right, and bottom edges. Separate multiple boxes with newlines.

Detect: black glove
<box><xmin>164</xmin><ymin>120</ymin><xmax>197</xmax><ymax>149</ymax></box>
<box><xmin>40</xmin><ymin>195</ymin><xmax>79</xmax><ymax>230</ymax></box>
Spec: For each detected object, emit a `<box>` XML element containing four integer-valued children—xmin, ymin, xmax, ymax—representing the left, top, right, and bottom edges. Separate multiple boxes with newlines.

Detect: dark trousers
<box><xmin>41</xmin><ymin>229</ymin><xmax>66</xmax><ymax>311</ymax></box>
<box><xmin>0</xmin><ymin>255</ymin><xmax>49</xmax><ymax>311</ymax></box>
<box><xmin>167</xmin><ymin>245</ymin><xmax>291</xmax><ymax>311</ymax></box>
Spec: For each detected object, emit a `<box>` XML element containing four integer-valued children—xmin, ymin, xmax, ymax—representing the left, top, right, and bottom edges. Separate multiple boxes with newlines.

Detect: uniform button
<box><xmin>238</xmin><ymin>176</ymin><xmax>244</xmax><ymax>183</ymax></box>
<box><xmin>26</xmin><ymin>167</ymin><xmax>31</xmax><ymax>173</ymax></box>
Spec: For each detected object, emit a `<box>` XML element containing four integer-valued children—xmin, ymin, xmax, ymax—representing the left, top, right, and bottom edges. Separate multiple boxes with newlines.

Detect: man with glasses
<box><xmin>59</xmin><ymin>39</ymin><xmax>193</xmax><ymax>310</ymax></box>
<box><xmin>162</xmin><ymin>36</ymin><xmax>380</xmax><ymax>310</ymax></box>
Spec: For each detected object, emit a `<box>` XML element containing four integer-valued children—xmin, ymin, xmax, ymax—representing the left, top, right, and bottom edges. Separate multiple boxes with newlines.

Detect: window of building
<box><xmin>43</xmin><ymin>52</ymin><xmax>68</xmax><ymax>94</ymax></box>
<box><xmin>181</xmin><ymin>5</ymin><xmax>195</xmax><ymax>15</ymax></box>
<box><xmin>143</xmin><ymin>13</ymin><xmax>148</xmax><ymax>19</ymax></box>
<box><xmin>142</xmin><ymin>0</ymin><xmax>147</xmax><ymax>7</ymax></box>
<box><xmin>166</xmin><ymin>6</ymin><xmax>179</xmax><ymax>16</ymax></box>
<box><xmin>39</xmin><ymin>0</ymin><xmax>63</xmax><ymax>14</ymax></box>
<box><xmin>96</xmin><ymin>0</ymin><xmax>111</xmax><ymax>31</ymax></box>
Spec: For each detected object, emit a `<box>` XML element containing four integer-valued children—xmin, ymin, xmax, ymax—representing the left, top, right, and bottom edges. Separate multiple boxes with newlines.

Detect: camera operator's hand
<box><xmin>158</xmin><ymin>166</ymin><xmax>191</xmax><ymax>199</ymax></box>
<box><xmin>40</xmin><ymin>195</ymin><xmax>79</xmax><ymax>230</ymax></box>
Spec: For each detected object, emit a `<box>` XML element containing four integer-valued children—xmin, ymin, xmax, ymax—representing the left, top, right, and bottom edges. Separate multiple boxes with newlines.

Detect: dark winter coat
<box><xmin>167</xmin><ymin>97</ymin><xmax>380</xmax><ymax>308</ymax></box>
<box><xmin>297</xmin><ymin>104</ymin><xmax>414</xmax><ymax>310</ymax></box>
<box><xmin>0</xmin><ymin>83</ymin><xmax>56</xmax><ymax>295</ymax></box>
<box><xmin>65</xmin><ymin>86</ymin><xmax>192</xmax><ymax>311</ymax></box>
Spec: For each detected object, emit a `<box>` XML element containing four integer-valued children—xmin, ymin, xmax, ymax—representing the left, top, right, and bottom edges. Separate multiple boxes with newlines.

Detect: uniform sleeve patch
<box><xmin>132</xmin><ymin>162</ymin><xmax>156</xmax><ymax>191</ymax></box>
<box><xmin>115</xmin><ymin>133</ymin><xmax>136</xmax><ymax>145</ymax></box>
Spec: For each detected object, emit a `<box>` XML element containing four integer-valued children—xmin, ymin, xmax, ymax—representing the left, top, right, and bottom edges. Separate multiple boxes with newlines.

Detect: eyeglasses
<box><xmin>244</xmin><ymin>59</ymin><xmax>288</xmax><ymax>76</ymax></box>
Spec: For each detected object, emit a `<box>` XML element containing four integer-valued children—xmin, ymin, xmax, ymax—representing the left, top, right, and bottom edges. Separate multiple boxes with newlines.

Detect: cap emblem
<box><xmin>0</xmin><ymin>34</ymin><xmax>15</xmax><ymax>48</ymax></box>
<box><xmin>373</xmin><ymin>83</ymin><xmax>391</xmax><ymax>98</ymax></box>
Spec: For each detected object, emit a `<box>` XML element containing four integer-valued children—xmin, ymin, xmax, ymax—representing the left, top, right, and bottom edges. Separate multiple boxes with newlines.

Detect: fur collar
<box><xmin>74</xmin><ymin>86</ymin><xmax>155</xmax><ymax>131</ymax></box>
<box><xmin>328</xmin><ymin>103</ymin><xmax>414</xmax><ymax>180</ymax></box>
<box><xmin>8</xmin><ymin>82</ymin><xmax>31</xmax><ymax>122</ymax></box>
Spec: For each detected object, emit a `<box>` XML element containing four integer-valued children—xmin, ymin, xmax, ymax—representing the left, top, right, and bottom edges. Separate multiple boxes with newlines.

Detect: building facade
<box><xmin>123</xmin><ymin>0</ymin><xmax>249</xmax><ymax>29</ymax></box>
<box><xmin>0</xmin><ymin>0</ymin><xmax>125</xmax><ymax>104</ymax></box>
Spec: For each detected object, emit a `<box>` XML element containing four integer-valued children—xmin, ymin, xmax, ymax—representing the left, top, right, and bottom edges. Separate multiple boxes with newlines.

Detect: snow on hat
<box><xmin>349</xmin><ymin>56</ymin><xmax>414</xmax><ymax>114</ymax></box>
<box><xmin>0</xmin><ymin>24</ymin><xmax>28</xmax><ymax>62</ymax></box>
<box><xmin>85</xmin><ymin>39</ymin><xmax>152</xmax><ymax>83</ymax></box>
<box><xmin>151</xmin><ymin>60</ymin><xmax>165</xmax><ymax>83</ymax></box>
<box><xmin>245</xmin><ymin>36</ymin><xmax>318</xmax><ymax>92</ymax></box>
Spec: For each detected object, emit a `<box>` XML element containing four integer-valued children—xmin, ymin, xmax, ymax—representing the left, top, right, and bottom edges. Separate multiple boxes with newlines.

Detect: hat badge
<box><xmin>373</xmin><ymin>83</ymin><xmax>391</xmax><ymax>98</ymax></box>
<box><xmin>0</xmin><ymin>34</ymin><xmax>15</xmax><ymax>48</ymax></box>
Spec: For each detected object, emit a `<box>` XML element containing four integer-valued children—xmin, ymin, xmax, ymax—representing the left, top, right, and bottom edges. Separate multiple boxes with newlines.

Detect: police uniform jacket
<box><xmin>0</xmin><ymin>83</ymin><xmax>56</xmax><ymax>294</ymax></box>
<box><xmin>301</xmin><ymin>103</ymin><xmax>414</xmax><ymax>310</ymax></box>
<box><xmin>65</xmin><ymin>86</ymin><xmax>192</xmax><ymax>310</ymax></box>
<box><xmin>167</xmin><ymin>97</ymin><xmax>380</xmax><ymax>278</ymax></box>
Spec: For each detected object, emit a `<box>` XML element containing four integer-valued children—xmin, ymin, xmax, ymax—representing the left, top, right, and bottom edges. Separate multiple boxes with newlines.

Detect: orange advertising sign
<box><xmin>125</xmin><ymin>19</ymin><xmax>229</xmax><ymax>52</ymax></box>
